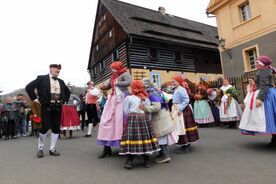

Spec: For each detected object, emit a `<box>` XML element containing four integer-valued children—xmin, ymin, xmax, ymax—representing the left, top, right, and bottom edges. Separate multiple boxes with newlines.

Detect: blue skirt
<box><xmin>264</xmin><ymin>88</ymin><xmax>276</xmax><ymax>133</ymax></box>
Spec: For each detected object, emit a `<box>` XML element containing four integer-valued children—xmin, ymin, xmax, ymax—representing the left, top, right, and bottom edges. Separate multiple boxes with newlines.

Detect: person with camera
<box><xmin>25</xmin><ymin>64</ymin><xmax>70</xmax><ymax>158</ymax></box>
<box><xmin>14</xmin><ymin>94</ymin><xmax>29</xmax><ymax>136</ymax></box>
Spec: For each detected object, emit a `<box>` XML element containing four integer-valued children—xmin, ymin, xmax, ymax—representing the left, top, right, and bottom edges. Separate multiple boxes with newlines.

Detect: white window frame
<box><xmin>239</xmin><ymin>2</ymin><xmax>251</xmax><ymax>22</ymax></box>
<box><xmin>150</xmin><ymin>72</ymin><xmax>161</xmax><ymax>87</ymax></box>
<box><xmin>242</xmin><ymin>45</ymin><xmax>259</xmax><ymax>72</ymax></box>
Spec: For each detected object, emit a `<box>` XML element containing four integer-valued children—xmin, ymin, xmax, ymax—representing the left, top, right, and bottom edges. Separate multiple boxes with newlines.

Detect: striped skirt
<box><xmin>119</xmin><ymin>113</ymin><xmax>160</xmax><ymax>155</ymax></box>
<box><xmin>177</xmin><ymin>105</ymin><xmax>199</xmax><ymax>145</ymax></box>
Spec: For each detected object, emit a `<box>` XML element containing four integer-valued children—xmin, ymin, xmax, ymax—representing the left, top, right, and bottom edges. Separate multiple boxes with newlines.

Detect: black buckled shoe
<box><xmin>49</xmin><ymin>148</ymin><xmax>60</xmax><ymax>156</ymax></box>
<box><xmin>124</xmin><ymin>157</ymin><xmax>134</xmax><ymax>169</ymax></box>
<box><xmin>37</xmin><ymin>148</ymin><xmax>44</xmax><ymax>158</ymax></box>
<box><xmin>98</xmin><ymin>146</ymin><xmax>112</xmax><ymax>159</ymax></box>
<box><xmin>143</xmin><ymin>155</ymin><xmax>151</xmax><ymax>168</ymax></box>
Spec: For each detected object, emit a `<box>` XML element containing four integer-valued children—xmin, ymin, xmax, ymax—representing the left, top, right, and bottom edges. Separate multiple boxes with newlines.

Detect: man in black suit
<box><xmin>26</xmin><ymin>64</ymin><xmax>70</xmax><ymax>158</ymax></box>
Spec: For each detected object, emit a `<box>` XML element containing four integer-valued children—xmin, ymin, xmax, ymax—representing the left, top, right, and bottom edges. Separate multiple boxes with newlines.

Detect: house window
<box><xmin>243</xmin><ymin>46</ymin><xmax>258</xmax><ymax>71</ymax></box>
<box><xmin>109</xmin><ymin>30</ymin><xmax>113</xmax><ymax>38</ymax></box>
<box><xmin>247</xmin><ymin>49</ymin><xmax>257</xmax><ymax>70</ymax></box>
<box><xmin>174</xmin><ymin>52</ymin><xmax>182</xmax><ymax>63</ymax></box>
<box><xmin>148</xmin><ymin>48</ymin><xmax>158</xmax><ymax>60</ymax></box>
<box><xmin>150</xmin><ymin>72</ymin><xmax>161</xmax><ymax>87</ymax></box>
<box><xmin>239</xmin><ymin>2</ymin><xmax>251</xmax><ymax>21</ymax></box>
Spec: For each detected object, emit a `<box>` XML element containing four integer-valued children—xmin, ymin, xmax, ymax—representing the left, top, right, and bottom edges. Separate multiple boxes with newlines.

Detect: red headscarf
<box><xmin>110</xmin><ymin>61</ymin><xmax>127</xmax><ymax>95</ymax></box>
<box><xmin>172</xmin><ymin>75</ymin><xmax>185</xmax><ymax>87</ymax></box>
<box><xmin>130</xmin><ymin>80</ymin><xmax>148</xmax><ymax>100</ymax></box>
<box><xmin>172</xmin><ymin>75</ymin><xmax>192</xmax><ymax>96</ymax></box>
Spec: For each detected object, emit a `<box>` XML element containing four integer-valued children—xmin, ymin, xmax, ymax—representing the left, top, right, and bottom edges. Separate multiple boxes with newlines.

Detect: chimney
<box><xmin>158</xmin><ymin>6</ymin><xmax>166</xmax><ymax>15</ymax></box>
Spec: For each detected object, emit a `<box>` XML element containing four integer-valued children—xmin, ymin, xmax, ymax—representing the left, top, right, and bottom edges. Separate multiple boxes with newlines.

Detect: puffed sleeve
<box><xmin>123</xmin><ymin>96</ymin><xmax>130</xmax><ymax>114</ymax></box>
<box><xmin>178</xmin><ymin>88</ymin><xmax>190</xmax><ymax>112</ymax></box>
<box><xmin>257</xmin><ymin>69</ymin><xmax>271</xmax><ymax>101</ymax></box>
<box><xmin>116</xmin><ymin>73</ymin><xmax>132</xmax><ymax>88</ymax></box>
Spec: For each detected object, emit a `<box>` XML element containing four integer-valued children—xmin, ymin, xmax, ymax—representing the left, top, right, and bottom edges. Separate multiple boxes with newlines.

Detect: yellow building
<box><xmin>207</xmin><ymin>0</ymin><xmax>276</xmax><ymax>77</ymax></box>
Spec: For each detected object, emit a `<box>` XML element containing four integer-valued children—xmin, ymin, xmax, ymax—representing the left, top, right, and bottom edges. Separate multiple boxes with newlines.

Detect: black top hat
<box><xmin>49</xmin><ymin>64</ymin><xmax>62</xmax><ymax>69</ymax></box>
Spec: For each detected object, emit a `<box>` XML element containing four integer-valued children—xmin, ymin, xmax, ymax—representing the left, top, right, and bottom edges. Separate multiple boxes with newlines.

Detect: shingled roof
<box><xmin>101</xmin><ymin>0</ymin><xmax>219</xmax><ymax>49</ymax></box>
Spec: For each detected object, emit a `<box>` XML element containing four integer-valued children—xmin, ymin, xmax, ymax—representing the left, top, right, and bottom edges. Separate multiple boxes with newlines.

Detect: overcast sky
<box><xmin>0</xmin><ymin>0</ymin><xmax>216</xmax><ymax>94</ymax></box>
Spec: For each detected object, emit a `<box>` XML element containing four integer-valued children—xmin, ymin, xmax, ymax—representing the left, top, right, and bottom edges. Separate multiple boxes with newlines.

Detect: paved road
<box><xmin>0</xmin><ymin>127</ymin><xmax>275</xmax><ymax>184</ymax></box>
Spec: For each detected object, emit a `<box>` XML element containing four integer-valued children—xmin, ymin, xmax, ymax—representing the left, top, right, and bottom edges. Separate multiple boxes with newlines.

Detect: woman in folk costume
<box><xmin>97</xmin><ymin>61</ymin><xmax>132</xmax><ymax>158</ymax></box>
<box><xmin>207</xmin><ymin>88</ymin><xmax>222</xmax><ymax>126</ymax></box>
<box><xmin>60</xmin><ymin>94</ymin><xmax>81</xmax><ymax>139</ymax></box>
<box><xmin>193</xmin><ymin>82</ymin><xmax>214</xmax><ymax>127</ymax></box>
<box><xmin>239</xmin><ymin>56</ymin><xmax>276</xmax><ymax>147</ymax></box>
<box><xmin>142</xmin><ymin>79</ymin><xmax>178</xmax><ymax>164</ymax></box>
<box><xmin>219</xmin><ymin>79</ymin><xmax>243</xmax><ymax>128</ymax></box>
<box><xmin>120</xmin><ymin>80</ymin><xmax>160</xmax><ymax>169</ymax></box>
<box><xmin>171</xmin><ymin>75</ymin><xmax>199</xmax><ymax>153</ymax></box>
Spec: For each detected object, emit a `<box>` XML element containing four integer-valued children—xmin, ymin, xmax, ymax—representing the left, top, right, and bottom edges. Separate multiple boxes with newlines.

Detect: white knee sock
<box><xmin>50</xmin><ymin>133</ymin><xmax>59</xmax><ymax>150</ymax></box>
<box><xmin>38</xmin><ymin>133</ymin><xmax>47</xmax><ymax>150</ymax></box>
<box><xmin>87</xmin><ymin>123</ymin><xmax>93</xmax><ymax>135</ymax></box>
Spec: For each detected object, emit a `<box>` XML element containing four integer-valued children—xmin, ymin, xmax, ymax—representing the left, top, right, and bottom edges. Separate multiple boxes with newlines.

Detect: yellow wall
<box><xmin>131</xmin><ymin>69</ymin><xmax>223</xmax><ymax>84</ymax></box>
<box><xmin>208</xmin><ymin>0</ymin><xmax>276</xmax><ymax>49</ymax></box>
<box><xmin>95</xmin><ymin>69</ymin><xmax>223</xmax><ymax>90</ymax></box>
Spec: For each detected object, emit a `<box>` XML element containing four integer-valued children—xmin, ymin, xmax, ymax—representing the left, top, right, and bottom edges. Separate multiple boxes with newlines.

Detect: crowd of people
<box><xmin>0</xmin><ymin>94</ymin><xmax>30</xmax><ymax>140</ymax></box>
<box><xmin>1</xmin><ymin>55</ymin><xmax>276</xmax><ymax>170</ymax></box>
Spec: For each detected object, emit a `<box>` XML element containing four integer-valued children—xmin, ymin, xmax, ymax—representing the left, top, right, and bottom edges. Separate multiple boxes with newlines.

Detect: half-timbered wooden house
<box><xmin>88</xmin><ymin>0</ymin><xmax>222</xmax><ymax>86</ymax></box>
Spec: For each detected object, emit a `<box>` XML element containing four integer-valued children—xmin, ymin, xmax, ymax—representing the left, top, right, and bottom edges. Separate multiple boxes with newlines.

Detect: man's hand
<box><xmin>33</xmin><ymin>99</ymin><xmax>40</xmax><ymax>104</ymax></box>
<box><xmin>256</xmin><ymin>99</ymin><xmax>263</xmax><ymax>108</ymax></box>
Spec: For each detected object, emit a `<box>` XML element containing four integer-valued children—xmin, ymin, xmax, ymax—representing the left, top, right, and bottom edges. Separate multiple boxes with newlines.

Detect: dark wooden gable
<box><xmin>88</xmin><ymin>0</ymin><xmax>128</xmax><ymax>69</ymax></box>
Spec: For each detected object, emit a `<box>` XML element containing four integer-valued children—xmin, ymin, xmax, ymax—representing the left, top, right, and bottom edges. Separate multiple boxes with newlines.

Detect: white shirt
<box><xmin>49</xmin><ymin>74</ymin><xmax>60</xmax><ymax>94</ymax></box>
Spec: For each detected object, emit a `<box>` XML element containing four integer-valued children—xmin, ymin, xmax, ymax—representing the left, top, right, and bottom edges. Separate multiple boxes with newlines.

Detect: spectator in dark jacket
<box><xmin>3</xmin><ymin>97</ymin><xmax>18</xmax><ymax>140</ymax></box>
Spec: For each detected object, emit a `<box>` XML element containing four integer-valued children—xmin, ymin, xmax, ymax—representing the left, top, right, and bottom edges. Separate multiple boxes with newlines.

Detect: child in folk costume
<box><xmin>207</xmin><ymin>88</ymin><xmax>222</xmax><ymax>126</ymax></box>
<box><xmin>30</xmin><ymin>101</ymin><xmax>42</xmax><ymax>137</ymax></box>
<box><xmin>120</xmin><ymin>80</ymin><xmax>160</xmax><ymax>169</ymax></box>
<box><xmin>61</xmin><ymin>94</ymin><xmax>81</xmax><ymax>139</ymax></box>
<box><xmin>142</xmin><ymin>79</ymin><xmax>178</xmax><ymax>164</ymax></box>
<box><xmin>193</xmin><ymin>82</ymin><xmax>214</xmax><ymax>127</ymax></box>
<box><xmin>171</xmin><ymin>75</ymin><xmax>199</xmax><ymax>153</ymax></box>
<box><xmin>239</xmin><ymin>56</ymin><xmax>276</xmax><ymax>147</ymax></box>
<box><xmin>97</xmin><ymin>61</ymin><xmax>132</xmax><ymax>158</ymax></box>
<box><xmin>219</xmin><ymin>79</ymin><xmax>243</xmax><ymax>128</ymax></box>
<box><xmin>243</xmin><ymin>77</ymin><xmax>256</xmax><ymax>106</ymax></box>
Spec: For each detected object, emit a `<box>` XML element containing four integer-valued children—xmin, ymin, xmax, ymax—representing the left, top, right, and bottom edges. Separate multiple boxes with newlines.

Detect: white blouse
<box><xmin>124</xmin><ymin>95</ymin><xmax>149</xmax><ymax>114</ymax></box>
